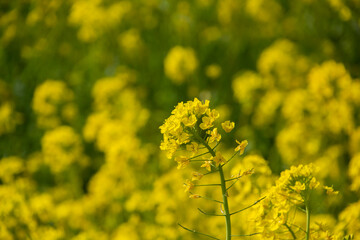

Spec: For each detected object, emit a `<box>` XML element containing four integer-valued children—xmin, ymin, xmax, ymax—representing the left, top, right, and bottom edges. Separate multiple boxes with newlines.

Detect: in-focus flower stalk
<box><xmin>159</xmin><ymin>98</ymin><xmax>251</xmax><ymax>240</ymax></box>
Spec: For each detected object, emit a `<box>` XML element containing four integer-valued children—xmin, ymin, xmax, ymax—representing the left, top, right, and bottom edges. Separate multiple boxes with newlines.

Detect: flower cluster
<box><xmin>255</xmin><ymin>164</ymin><xmax>339</xmax><ymax>239</ymax></box>
<box><xmin>160</xmin><ymin>98</ymin><xmax>253</xmax><ymax>239</ymax></box>
<box><xmin>164</xmin><ymin>46</ymin><xmax>198</xmax><ymax>84</ymax></box>
<box><xmin>32</xmin><ymin>80</ymin><xmax>77</xmax><ymax>129</ymax></box>
<box><xmin>160</xmin><ymin>98</ymin><xmax>246</xmax><ymax>171</ymax></box>
<box><xmin>160</xmin><ymin>98</ymin><xmax>215</xmax><ymax>159</ymax></box>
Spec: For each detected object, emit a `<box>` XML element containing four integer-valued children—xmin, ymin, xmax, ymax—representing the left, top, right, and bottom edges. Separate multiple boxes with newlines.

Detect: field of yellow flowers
<box><xmin>1</xmin><ymin>0</ymin><xmax>360</xmax><ymax>239</ymax></box>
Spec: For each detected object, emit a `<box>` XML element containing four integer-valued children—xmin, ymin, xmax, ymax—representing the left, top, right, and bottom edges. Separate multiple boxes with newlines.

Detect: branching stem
<box><xmin>284</xmin><ymin>223</ymin><xmax>297</xmax><ymax>239</ymax></box>
<box><xmin>192</xmin><ymin>130</ymin><xmax>232</xmax><ymax>240</ymax></box>
<box><xmin>198</xmin><ymin>208</ymin><xmax>225</xmax><ymax>216</ymax></box>
<box><xmin>178</xmin><ymin>223</ymin><xmax>221</xmax><ymax>240</ymax></box>
<box><xmin>230</xmin><ymin>196</ymin><xmax>266</xmax><ymax>215</ymax></box>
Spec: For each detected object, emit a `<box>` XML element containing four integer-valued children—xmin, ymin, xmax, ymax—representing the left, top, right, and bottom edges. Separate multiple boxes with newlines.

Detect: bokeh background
<box><xmin>1</xmin><ymin>0</ymin><xmax>360</xmax><ymax>239</ymax></box>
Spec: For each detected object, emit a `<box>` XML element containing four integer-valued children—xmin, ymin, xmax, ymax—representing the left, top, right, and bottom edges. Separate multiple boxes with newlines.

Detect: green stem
<box><xmin>284</xmin><ymin>223</ymin><xmax>297</xmax><ymax>240</ymax></box>
<box><xmin>305</xmin><ymin>204</ymin><xmax>310</xmax><ymax>240</ymax></box>
<box><xmin>178</xmin><ymin>223</ymin><xmax>221</xmax><ymax>240</ymax></box>
<box><xmin>219</xmin><ymin>165</ymin><xmax>232</xmax><ymax>240</ymax></box>
<box><xmin>192</xmin><ymin>130</ymin><xmax>231</xmax><ymax>240</ymax></box>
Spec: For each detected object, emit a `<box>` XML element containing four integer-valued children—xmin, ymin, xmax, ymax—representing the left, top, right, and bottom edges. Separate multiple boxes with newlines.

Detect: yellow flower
<box><xmin>160</xmin><ymin>98</ymin><xmax>213</xmax><ymax>159</ymax></box>
<box><xmin>205</xmin><ymin>64</ymin><xmax>222</xmax><ymax>79</ymax></box>
<box><xmin>182</xmin><ymin>114</ymin><xmax>197</xmax><ymax>127</ymax></box>
<box><xmin>194</xmin><ymin>98</ymin><xmax>209</xmax><ymax>115</ymax></box>
<box><xmin>186</xmin><ymin>142</ymin><xmax>199</xmax><ymax>156</ymax></box>
<box><xmin>184</xmin><ymin>179</ymin><xmax>194</xmax><ymax>192</ymax></box>
<box><xmin>235</xmin><ymin>140</ymin><xmax>248</xmax><ymax>154</ymax></box>
<box><xmin>212</xmin><ymin>152</ymin><xmax>226</xmax><ymax>167</ymax></box>
<box><xmin>232</xmin><ymin>168</ymin><xmax>255</xmax><ymax>179</ymax></box>
<box><xmin>324</xmin><ymin>185</ymin><xmax>339</xmax><ymax>195</ymax></box>
<box><xmin>207</xmin><ymin>128</ymin><xmax>221</xmax><ymax>143</ymax></box>
<box><xmin>292</xmin><ymin>181</ymin><xmax>305</xmax><ymax>193</ymax></box>
<box><xmin>199</xmin><ymin>116</ymin><xmax>213</xmax><ymax>130</ymax></box>
<box><xmin>189</xmin><ymin>194</ymin><xmax>201</xmax><ymax>199</ymax></box>
<box><xmin>191</xmin><ymin>172</ymin><xmax>204</xmax><ymax>181</ymax></box>
<box><xmin>309</xmin><ymin>177</ymin><xmax>320</xmax><ymax>189</ymax></box>
<box><xmin>201</xmin><ymin>160</ymin><xmax>212</xmax><ymax>171</ymax></box>
<box><xmin>207</xmin><ymin>109</ymin><xmax>220</xmax><ymax>120</ymax></box>
<box><xmin>221</xmin><ymin>120</ymin><xmax>235</xmax><ymax>133</ymax></box>
<box><xmin>174</xmin><ymin>156</ymin><xmax>190</xmax><ymax>169</ymax></box>
<box><xmin>164</xmin><ymin>46</ymin><xmax>198</xmax><ymax>84</ymax></box>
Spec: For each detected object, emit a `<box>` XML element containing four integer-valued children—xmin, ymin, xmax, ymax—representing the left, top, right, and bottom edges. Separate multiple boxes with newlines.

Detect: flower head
<box><xmin>184</xmin><ymin>179</ymin><xmax>194</xmax><ymax>192</ymax></box>
<box><xmin>201</xmin><ymin>160</ymin><xmax>212</xmax><ymax>172</ymax></box>
<box><xmin>324</xmin><ymin>185</ymin><xmax>339</xmax><ymax>195</ymax></box>
<box><xmin>191</xmin><ymin>172</ymin><xmax>204</xmax><ymax>181</ymax></box>
<box><xmin>235</xmin><ymin>140</ymin><xmax>248</xmax><ymax>155</ymax></box>
<box><xmin>221</xmin><ymin>120</ymin><xmax>235</xmax><ymax>133</ymax></box>
<box><xmin>212</xmin><ymin>151</ymin><xmax>226</xmax><ymax>167</ymax></box>
<box><xmin>160</xmin><ymin>98</ymin><xmax>221</xmax><ymax>161</ymax></box>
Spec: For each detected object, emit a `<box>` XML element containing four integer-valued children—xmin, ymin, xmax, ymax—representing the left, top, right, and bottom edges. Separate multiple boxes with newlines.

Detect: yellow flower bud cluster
<box><xmin>160</xmin><ymin>98</ymin><xmax>215</xmax><ymax>159</ymax></box>
<box><xmin>41</xmin><ymin>126</ymin><xmax>84</xmax><ymax>173</ymax></box>
<box><xmin>32</xmin><ymin>80</ymin><xmax>77</xmax><ymax>129</ymax></box>
<box><xmin>164</xmin><ymin>46</ymin><xmax>198</xmax><ymax>84</ymax></box>
<box><xmin>160</xmin><ymin>98</ymin><xmax>247</xmax><ymax>200</ymax></box>
<box><xmin>255</xmin><ymin>163</ymin><xmax>339</xmax><ymax>239</ymax></box>
<box><xmin>276</xmin><ymin>164</ymin><xmax>320</xmax><ymax>202</ymax></box>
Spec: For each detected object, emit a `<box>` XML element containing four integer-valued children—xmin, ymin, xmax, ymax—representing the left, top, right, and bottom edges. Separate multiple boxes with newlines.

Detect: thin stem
<box><xmin>198</xmin><ymin>208</ymin><xmax>225</xmax><ymax>216</ymax></box>
<box><xmin>226</xmin><ymin>178</ymin><xmax>239</xmax><ymax>191</ymax></box>
<box><xmin>305</xmin><ymin>204</ymin><xmax>310</xmax><ymax>240</ymax></box>
<box><xmin>178</xmin><ymin>223</ymin><xmax>221</xmax><ymax>240</ymax></box>
<box><xmin>230</xmin><ymin>196</ymin><xmax>266</xmax><ymax>215</ymax></box>
<box><xmin>225</xmin><ymin>176</ymin><xmax>242</xmax><ymax>182</ymax></box>
<box><xmin>190</xmin><ymin>159</ymin><xmax>209</xmax><ymax>162</ymax></box>
<box><xmin>291</xmin><ymin>224</ymin><xmax>306</xmax><ymax>233</ymax></box>
<box><xmin>222</xmin><ymin>151</ymin><xmax>239</xmax><ymax>166</ymax></box>
<box><xmin>204</xmin><ymin>170</ymin><xmax>219</xmax><ymax>176</ymax></box>
<box><xmin>284</xmin><ymin>223</ymin><xmax>297</xmax><ymax>239</ymax></box>
<box><xmin>218</xmin><ymin>165</ymin><xmax>232</xmax><ymax>240</ymax></box>
<box><xmin>195</xmin><ymin>183</ymin><xmax>221</xmax><ymax>187</ymax></box>
<box><xmin>231</xmin><ymin>232</ymin><xmax>260</xmax><ymax>237</ymax></box>
<box><xmin>192</xmin><ymin>129</ymin><xmax>232</xmax><ymax>240</ymax></box>
<box><xmin>188</xmin><ymin>151</ymin><xmax>211</xmax><ymax>160</ymax></box>
<box><xmin>212</xmin><ymin>141</ymin><xmax>221</xmax><ymax>150</ymax></box>
<box><xmin>195</xmin><ymin>194</ymin><xmax>223</xmax><ymax>204</ymax></box>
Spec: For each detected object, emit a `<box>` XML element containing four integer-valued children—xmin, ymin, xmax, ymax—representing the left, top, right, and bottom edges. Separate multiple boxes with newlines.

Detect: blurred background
<box><xmin>1</xmin><ymin>0</ymin><xmax>360</xmax><ymax>239</ymax></box>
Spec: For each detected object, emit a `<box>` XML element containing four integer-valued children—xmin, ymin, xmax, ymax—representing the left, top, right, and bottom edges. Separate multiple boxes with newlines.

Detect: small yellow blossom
<box><xmin>231</xmin><ymin>168</ymin><xmax>254</xmax><ymax>179</ymax></box>
<box><xmin>200</xmin><ymin>116</ymin><xmax>213</xmax><ymax>130</ymax></box>
<box><xmin>189</xmin><ymin>194</ymin><xmax>201</xmax><ymax>199</ymax></box>
<box><xmin>205</xmin><ymin>64</ymin><xmax>222</xmax><ymax>79</ymax></box>
<box><xmin>207</xmin><ymin>109</ymin><xmax>220</xmax><ymax>120</ymax></box>
<box><xmin>201</xmin><ymin>160</ymin><xmax>212</xmax><ymax>171</ymax></box>
<box><xmin>309</xmin><ymin>177</ymin><xmax>320</xmax><ymax>189</ymax></box>
<box><xmin>207</xmin><ymin>128</ymin><xmax>221</xmax><ymax>143</ymax></box>
<box><xmin>182</xmin><ymin>114</ymin><xmax>197</xmax><ymax>127</ymax></box>
<box><xmin>164</xmin><ymin>46</ymin><xmax>198</xmax><ymax>84</ymax></box>
<box><xmin>191</xmin><ymin>172</ymin><xmax>204</xmax><ymax>181</ymax></box>
<box><xmin>174</xmin><ymin>156</ymin><xmax>190</xmax><ymax>169</ymax></box>
<box><xmin>186</xmin><ymin>142</ymin><xmax>199</xmax><ymax>156</ymax></box>
<box><xmin>221</xmin><ymin>120</ymin><xmax>235</xmax><ymax>133</ymax></box>
<box><xmin>324</xmin><ymin>185</ymin><xmax>339</xmax><ymax>195</ymax></box>
<box><xmin>292</xmin><ymin>181</ymin><xmax>306</xmax><ymax>193</ymax></box>
<box><xmin>184</xmin><ymin>179</ymin><xmax>194</xmax><ymax>192</ymax></box>
<box><xmin>195</xmin><ymin>98</ymin><xmax>210</xmax><ymax>114</ymax></box>
<box><xmin>212</xmin><ymin>152</ymin><xmax>226</xmax><ymax>167</ymax></box>
<box><xmin>235</xmin><ymin>140</ymin><xmax>248</xmax><ymax>154</ymax></box>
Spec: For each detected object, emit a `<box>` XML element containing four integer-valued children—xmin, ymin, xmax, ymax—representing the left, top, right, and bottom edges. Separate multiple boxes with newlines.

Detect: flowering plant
<box><xmin>160</xmin><ymin>98</ymin><xmax>256</xmax><ymax>240</ymax></box>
